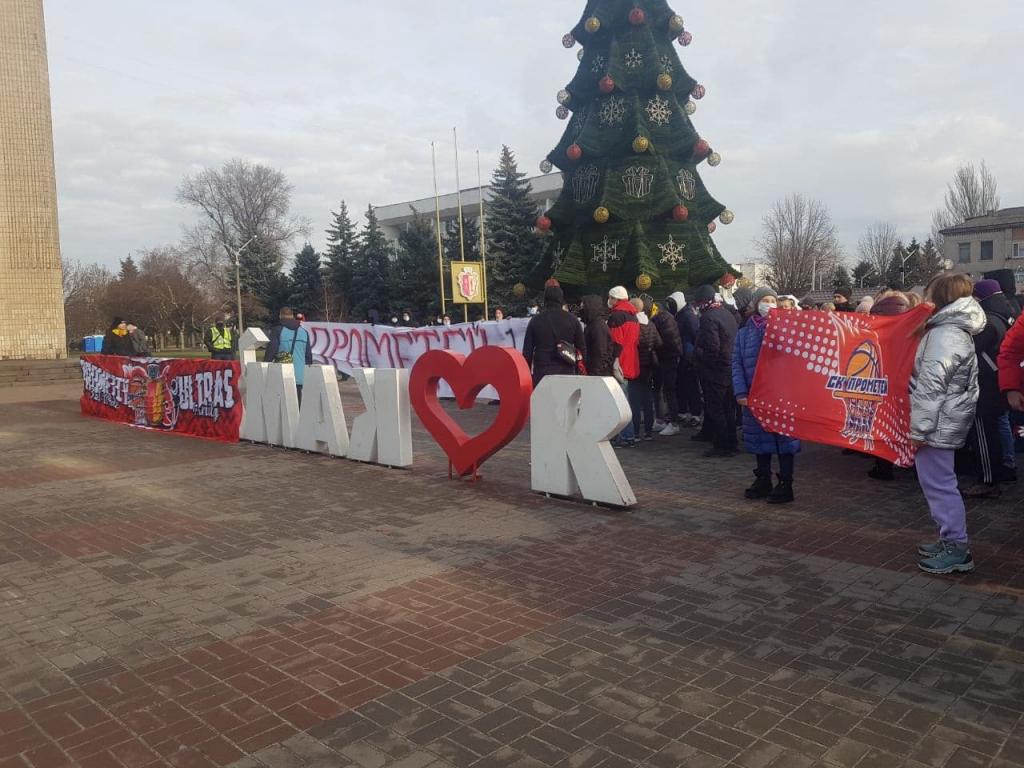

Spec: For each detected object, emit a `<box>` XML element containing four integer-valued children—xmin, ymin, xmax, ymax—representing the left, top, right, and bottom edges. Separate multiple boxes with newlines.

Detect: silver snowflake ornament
<box><xmin>624</xmin><ymin>48</ymin><xmax>644</xmax><ymax>70</ymax></box>
<box><xmin>659</xmin><ymin>54</ymin><xmax>674</xmax><ymax>74</ymax></box>
<box><xmin>658</xmin><ymin>235</ymin><xmax>686</xmax><ymax>271</ymax></box>
<box><xmin>645</xmin><ymin>95</ymin><xmax>672</xmax><ymax>127</ymax></box>
<box><xmin>599</xmin><ymin>96</ymin><xmax>627</xmax><ymax>127</ymax></box>
<box><xmin>590</xmin><ymin>55</ymin><xmax>607</xmax><ymax>74</ymax></box>
<box><xmin>591</xmin><ymin>236</ymin><xmax>620</xmax><ymax>273</ymax></box>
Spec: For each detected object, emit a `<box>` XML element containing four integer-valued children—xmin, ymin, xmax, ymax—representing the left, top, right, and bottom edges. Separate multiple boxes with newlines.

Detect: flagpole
<box><xmin>431</xmin><ymin>142</ymin><xmax>446</xmax><ymax>315</ymax></box>
<box><xmin>453</xmin><ymin>127</ymin><xmax>468</xmax><ymax>322</ymax></box>
<box><xmin>476</xmin><ymin>150</ymin><xmax>489</xmax><ymax>320</ymax></box>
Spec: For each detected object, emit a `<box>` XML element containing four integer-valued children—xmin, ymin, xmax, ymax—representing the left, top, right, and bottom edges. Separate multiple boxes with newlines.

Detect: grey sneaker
<box><xmin>918</xmin><ymin>542</ymin><xmax>974</xmax><ymax>575</ymax></box>
<box><xmin>917</xmin><ymin>541</ymin><xmax>943</xmax><ymax>557</ymax></box>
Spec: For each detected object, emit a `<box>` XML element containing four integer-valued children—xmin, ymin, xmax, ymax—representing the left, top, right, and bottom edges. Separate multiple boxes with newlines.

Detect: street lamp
<box><xmin>859</xmin><ymin>267</ymin><xmax>877</xmax><ymax>289</ymax></box>
<box><xmin>225</xmin><ymin>235</ymin><xmax>258</xmax><ymax>333</ymax></box>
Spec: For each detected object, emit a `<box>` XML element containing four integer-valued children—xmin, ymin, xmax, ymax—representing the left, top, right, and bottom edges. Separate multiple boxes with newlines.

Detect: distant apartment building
<box><xmin>942</xmin><ymin>207</ymin><xmax>1024</xmax><ymax>287</ymax></box>
<box><xmin>375</xmin><ymin>172</ymin><xmax>564</xmax><ymax>244</ymax></box>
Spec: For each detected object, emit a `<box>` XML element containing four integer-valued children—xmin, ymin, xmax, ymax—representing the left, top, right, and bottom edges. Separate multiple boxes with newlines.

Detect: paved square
<box><xmin>1</xmin><ymin>383</ymin><xmax>1022</xmax><ymax>767</ymax></box>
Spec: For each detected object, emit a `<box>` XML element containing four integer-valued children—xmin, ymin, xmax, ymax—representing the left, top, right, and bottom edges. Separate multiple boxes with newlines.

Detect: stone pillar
<box><xmin>0</xmin><ymin>0</ymin><xmax>66</xmax><ymax>359</ymax></box>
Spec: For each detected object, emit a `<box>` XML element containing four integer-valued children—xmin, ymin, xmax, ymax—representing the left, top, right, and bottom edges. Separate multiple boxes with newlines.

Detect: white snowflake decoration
<box><xmin>645</xmin><ymin>96</ymin><xmax>672</xmax><ymax>127</ymax></box>
<box><xmin>599</xmin><ymin>96</ymin><xmax>627</xmax><ymax>127</ymax></box>
<box><xmin>659</xmin><ymin>54</ymin><xmax>674</xmax><ymax>74</ymax></box>
<box><xmin>591</xmin><ymin>236</ymin><xmax>620</xmax><ymax>272</ymax></box>
<box><xmin>590</xmin><ymin>55</ymin><xmax>607</xmax><ymax>74</ymax></box>
<box><xmin>658</xmin><ymin>235</ymin><xmax>686</xmax><ymax>271</ymax></box>
<box><xmin>624</xmin><ymin>48</ymin><xmax>644</xmax><ymax>70</ymax></box>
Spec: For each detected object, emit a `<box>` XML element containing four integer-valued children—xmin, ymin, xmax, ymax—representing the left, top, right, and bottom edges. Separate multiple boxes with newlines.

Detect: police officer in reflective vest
<box><xmin>206</xmin><ymin>315</ymin><xmax>236</xmax><ymax>360</ymax></box>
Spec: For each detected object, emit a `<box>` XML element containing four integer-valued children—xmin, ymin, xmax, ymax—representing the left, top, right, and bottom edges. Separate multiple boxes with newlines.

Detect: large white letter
<box><xmin>260</xmin><ymin>365</ymin><xmax>301</xmax><ymax>447</ymax></box>
<box><xmin>348</xmin><ymin>369</ymin><xmax>413</xmax><ymax>467</ymax></box>
<box><xmin>238</xmin><ymin>328</ymin><xmax>270</xmax><ymax>441</ymax></box>
<box><xmin>294</xmin><ymin>365</ymin><xmax>349</xmax><ymax>456</ymax></box>
<box><xmin>530</xmin><ymin>376</ymin><xmax>636</xmax><ymax>507</ymax></box>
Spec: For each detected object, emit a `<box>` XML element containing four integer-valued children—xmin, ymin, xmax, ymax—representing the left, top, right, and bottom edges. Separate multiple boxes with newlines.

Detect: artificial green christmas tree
<box><xmin>539</xmin><ymin>0</ymin><xmax>737</xmax><ymax>293</ymax></box>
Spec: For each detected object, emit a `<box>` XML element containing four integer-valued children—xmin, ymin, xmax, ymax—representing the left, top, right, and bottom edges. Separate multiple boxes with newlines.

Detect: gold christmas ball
<box><xmin>585</xmin><ymin>16</ymin><xmax>601</xmax><ymax>33</ymax></box>
<box><xmin>720</xmin><ymin>209</ymin><xmax>736</xmax><ymax>225</ymax></box>
<box><xmin>708</xmin><ymin>151</ymin><xmax>722</xmax><ymax>167</ymax></box>
<box><xmin>636</xmin><ymin>274</ymin><xmax>652</xmax><ymax>291</ymax></box>
<box><xmin>632</xmin><ymin>135</ymin><xmax>650</xmax><ymax>153</ymax></box>
<box><xmin>657</xmin><ymin>73</ymin><xmax>673</xmax><ymax>91</ymax></box>
<box><xmin>593</xmin><ymin>206</ymin><xmax>610</xmax><ymax>224</ymax></box>
<box><xmin>684</xmin><ymin>101</ymin><xmax>697</xmax><ymax>115</ymax></box>
<box><xmin>513</xmin><ymin>282</ymin><xmax>527</xmax><ymax>298</ymax></box>
<box><xmin>669</xmin><ymin>14</ymin><xmax>685</xmax><ymax>32</ymax></box>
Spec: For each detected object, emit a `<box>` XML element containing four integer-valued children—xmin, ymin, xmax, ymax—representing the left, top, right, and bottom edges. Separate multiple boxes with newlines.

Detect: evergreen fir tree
<box><xmin>325</xmin><ymin>201</ymin><xmax>358</xmax><ymax>319</ymax></box>
<box><xmin>119</xmin><ymin>256</ymin><xmax>140</xmax><ymax>282</ymax></box>
<box><xmin>234</xmin><ymin>241</ymin><xmax>286</xmax><ymax>322</ymax></box>
<box><xmin>831</xmin><ymin>264</ymin><xmax>852</xmax><ymax>292</ymax></box>
<box><xmin>541</xmin><ymin>3</ymin><xmax>737</xmax><ymax>293</ymax></box>
<box><xmin>486</xmin><ymin>146</ymin><xmax>545</xmax><ymax>311</ymax></box>
<box><xmin>350</xmin><ymin>206</ymin><xmax>392</xmax><ymax>321</ymax></box>
<box><xmin>852</xmin><ymin>259</ymin><xmax>876</xmax><ymax>289</ymax></box>
<box><xmin>263</xmin><ymin>272</ymin><xmax>293</xmax><ymax>322</ymax></box>
<box><xmin>288</xmin><ymin>243</ymin><xmax>324</xmax><ymax>317</ymax></box>
<box><xmin>885</xmin><ymin>240</ymin><xmax>909</xmax><ymax>289</ymax></box>
<box><xmin>910</xmin><ymin>238</ymin><xmax>944</xmax><ymax>287</ymax></box>
<box><xmin>393</xmin><ymin>210</ymin><xmax>444</xmax><ymax>320</ymax></box>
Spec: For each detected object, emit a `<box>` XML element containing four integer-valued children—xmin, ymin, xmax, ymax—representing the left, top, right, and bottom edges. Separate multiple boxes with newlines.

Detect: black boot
<box><xmin>745</xmin><ymin>472</ymin><xmax>773</xmax><ymax>499</ymax></box>
<box><xmin>767</xmin><ymin>475</ymin><xmax>794</xmax><ymax>504</ymax></box>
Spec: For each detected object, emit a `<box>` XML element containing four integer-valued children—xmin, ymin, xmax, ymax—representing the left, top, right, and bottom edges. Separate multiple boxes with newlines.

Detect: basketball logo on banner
<box><xmin>826</xmin><ymin>336</ymin><xmax>888</xmax><ymax>450</ymax></box>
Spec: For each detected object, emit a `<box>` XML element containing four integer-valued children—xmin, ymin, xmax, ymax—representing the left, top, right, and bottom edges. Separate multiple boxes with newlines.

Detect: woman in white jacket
<box><xmin>911</xmin><ymin>273</ymin><xmax>986</xmax><ymax>575</ymax></box>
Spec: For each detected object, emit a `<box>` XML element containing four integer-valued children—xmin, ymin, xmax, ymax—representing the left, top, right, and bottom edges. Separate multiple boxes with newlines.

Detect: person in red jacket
<box><xmin>999</xmin><ymin>316</ymin><xmax>1024</xmax><ymax>412</ymax></box>
<box><xmin>607</xmin><ymin>286</ymin><xmax>640</xmax><ymax>447</ymax></box>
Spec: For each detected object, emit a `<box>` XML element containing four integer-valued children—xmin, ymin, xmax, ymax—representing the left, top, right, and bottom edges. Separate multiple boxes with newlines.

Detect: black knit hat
<box><xmin>834</xmin><ymin>286</ymin><xmax>852</xmax><ymax>300</ymax></box>
<box><xmin>693</xmin><ymin>285</ymin><xmax>717</xmax><ymax>306</ymax></box>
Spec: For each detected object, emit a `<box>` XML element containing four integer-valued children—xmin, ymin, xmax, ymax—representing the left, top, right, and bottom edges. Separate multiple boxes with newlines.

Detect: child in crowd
<box><xmin>732</xmin><ymin>287</ymin><xmax>800</xmax><ymax>503</ymax></box>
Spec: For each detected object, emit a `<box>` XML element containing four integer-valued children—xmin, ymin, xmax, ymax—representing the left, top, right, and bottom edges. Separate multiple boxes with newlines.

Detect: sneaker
<box><xmin>688</xmin><ymin>416</ymin><xmax>704</xmax><ymax>428</ymax></box>
<box><xmin>917</xmin><ymin>541</ymin><xmax>944</xmax><ymax>557</ymax></box>
<box><xmin>918</xmin><ymin>542</ymin><xmax>975</xmax><ymax>575</ymax></box>
<box><xmin>642</xmin><ymin>433</ymin><xmax>654</xmax><ymax>442</ymax></box>
<box><xmin>653</xmin><ymin>420</ymin><xmax>668</xmax><ymax>432</ymax></box>
<box><xmin>745</xmin><ymin>474</ymin><xmax>773</xmax><ymax>499</ymax></box>
<box><xmin>659</xmin><ymin>423</ymin><xmax>681</xmax><ymax>437</ymax></box>
<box><xmin>767</xmin><ymin>477</ymin><xmax>794</xmax><ymax>504</ymax></box>
<box><xmin>960</xmin><ymin>482</ymin><xmax>1001</xmax><ymax>499</ymax></box>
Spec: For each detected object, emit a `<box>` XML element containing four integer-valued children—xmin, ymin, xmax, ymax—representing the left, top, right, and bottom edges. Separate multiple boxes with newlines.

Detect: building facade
<box><xmin>0</xmin><ymin>0</ymin><xmax>66</xmax><ymax>359</ymax></box>
<box><xmin>942</xmin><ymin>207</ymin><xmax>1024</xmax><ymax>288</ymax></box>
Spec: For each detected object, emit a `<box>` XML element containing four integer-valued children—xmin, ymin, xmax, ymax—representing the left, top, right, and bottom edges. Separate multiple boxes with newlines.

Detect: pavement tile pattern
<box><xmin>1</xmin><ymin>386</ymin><xmax>1023</xmax><ymax>767</ymax></box>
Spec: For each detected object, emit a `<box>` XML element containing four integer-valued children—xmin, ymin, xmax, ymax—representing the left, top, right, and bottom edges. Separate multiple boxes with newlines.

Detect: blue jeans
<box><xmin>628</xmin><ymin>376</ymin><xmax>655</xmax><ymax>436</ymax></box>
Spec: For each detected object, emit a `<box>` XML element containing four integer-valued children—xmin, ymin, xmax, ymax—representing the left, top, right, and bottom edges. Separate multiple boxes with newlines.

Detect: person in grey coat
<box><xmin>911</xmin><ymin>274</ymin><xmax>985</xmax><ymax>576</ymax></box>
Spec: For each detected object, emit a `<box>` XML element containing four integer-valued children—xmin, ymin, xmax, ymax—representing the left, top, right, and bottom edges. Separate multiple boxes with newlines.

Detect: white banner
<box><xmin>305</xmin><ymin>319</ymin><xmax>531</xmax><ymax>399</ymax></box>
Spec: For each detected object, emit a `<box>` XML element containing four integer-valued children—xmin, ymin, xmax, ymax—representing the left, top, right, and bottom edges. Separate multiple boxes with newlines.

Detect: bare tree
<box><xmin>136</xmin><ymin>247</ymin><xmax>219</xmax><ymax>349</ymax></box>
<box><xmin>931</xmin><ymin>160</ymin><xmax>1000</xmax><ymax>246</ymax></box>
<box><xmin>858</xmin><ymin>222</ymin><xmax>899</xmax><ymax>281</ymax></box>
<box><xmin>755</xmin><ymin>194</ymin><xmax>842</xmax><ymax>295</ymax></box>
<box><xmin>62</xmin><ymin>259</ymin><xmax>113</xmax><ymax>345</ymax></box>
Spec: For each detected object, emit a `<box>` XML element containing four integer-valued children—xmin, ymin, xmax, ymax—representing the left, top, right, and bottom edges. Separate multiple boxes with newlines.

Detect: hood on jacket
<box><xmin>980</xmin><ymin>292</ymin><xmax>1017</xmax><ymax>325</ymax></box>
<box><xmin>610</xmin><ymin>299</ymin><xmax>638</xmax><ymax>315</ymax></box>
<box><xmin>871</xmin><ymin>294</ymin><xmax>909</xmax><ymax>316</ymax></box>
<box><xmin>928</xmin><ymin>296</ymin><xmax>986</xmax><ymax>336</ymax></box>
<box><xmin>580</xmin><ymin>295</ymin><xmax>606</xmax><ymax>324</ymax></box>
<box><xmin>984</xmin><ymin>268</ymin><xmax>1017</xmax><ymax>300</ymax></box>
<box><xmin>667</xmin><ymin>291</ymin><xmax>687</xmax><ymax>314</ymax></box>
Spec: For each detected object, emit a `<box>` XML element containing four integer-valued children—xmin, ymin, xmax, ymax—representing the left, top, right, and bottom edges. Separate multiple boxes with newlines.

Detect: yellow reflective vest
<box><xmin>210</xmin><ymin>326</ymin><xmax>232</xmax><ymax>350</ymax></box>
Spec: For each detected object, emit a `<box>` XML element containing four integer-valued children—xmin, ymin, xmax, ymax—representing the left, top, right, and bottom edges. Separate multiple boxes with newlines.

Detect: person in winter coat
<box><xmin>692</xmin><ymin>285</ymin><xmax>738</xmax><ymax>457</ymax></box>
<box><xmin>999</xmin><ymin>307</ymin><xmax>1024</xmax><ymax>411</ymax></box>
<box><xmin>982</xmin><ymin>271</ymin><xmax>1020</xmax><ymax>482</ymax></box>
<box><xmin>833</xmin><ymin>286</ymin><xmax>856</xmax><ymax>312</ymax></box>
<box><xmin>101</xmin><ymin>317</ymin><xmax>134</xmax><ymax>356</ymax></box>
<box><xmin>866</xmin><ymin>291</ymin><xmax>912</xmax><ymax>481</ymax></box>
<box><xmin>522</xmin><ymin>285</ymin><xmax>586</xmax><ymax>387</ymax></box>
<box><xmin>961</xmin><ymin>279</ymin><xmax>1014</xmax><ymax>496</ymax></box>
<box><xmin>628</xmin><ymin>298</ymin><xmax>662</xmax><ymax>440</ymax></box>
<box><xmin>264</xmin><ymin>307</ymin><xmax>314</xmax><ymax>403</ymax></box>
<box><xmin>732</xmin><ymin>287</ymin><xmax>800</xmax><ymax>503</ymax></box>
<box><xmin>667</xmin><ymin>291</ymin><xmax>703</xmax><ymax>428</ymax></box>
<box><xmin>648</xmin><ymin>296</ymin><xmax>683</xmax><ymax>436</ymax></box>
<box><xmin>579</xmin><ymin>295</ymin><xmax>615</xmax><ymax>377</ymax></box>
<box><xmin>607</xmin><ymin>286</ymin><xmax>640</xmax><ymax>446</ymax></box>
<box><xmin>911</xmin><ymin>273</ymin><xmax>985</xmax><ymax>576</ymax></box>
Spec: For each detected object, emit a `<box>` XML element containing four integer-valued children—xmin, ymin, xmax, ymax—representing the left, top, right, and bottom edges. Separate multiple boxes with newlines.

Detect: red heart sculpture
<box><xmin>409</xmin><ymin>347</ymin><xmax>533</xmax><ymax>477</ymax></box>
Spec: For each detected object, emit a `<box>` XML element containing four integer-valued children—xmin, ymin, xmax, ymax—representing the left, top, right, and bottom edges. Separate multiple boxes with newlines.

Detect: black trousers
<box><xmin>677</xmin><ymin>358</ymin><xmax>703</xmax><ymax>417</ymax></box>
<box><xmin>211</xmin><ymin>350</ymin><xmax>235</xmax><ymax>361</ymax></box>
<box><xmin>700</xmin><ymin>375</ymin><xmax>737</xmax><ymax>451</ymax></box>
<box><xmin>757</xmin><ymin>453</ymin><xmax>794</xmax><ymax>481</ymax></box>
<box><xmin>654</xmin><ymin>361</ymin><xmax>680</xmax><ymax>422</ymax></box>
<box><xmin>972</xmin><ymin>411</ymin><xmax>1005</xmax><ymax>484</ymax></box>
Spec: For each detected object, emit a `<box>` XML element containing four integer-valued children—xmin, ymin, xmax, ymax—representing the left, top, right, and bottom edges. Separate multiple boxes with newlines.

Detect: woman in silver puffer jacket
<box><xmin>910</xmin><ymin>274</ymin><xmax>986</xmax><ymax>575</ymax></box>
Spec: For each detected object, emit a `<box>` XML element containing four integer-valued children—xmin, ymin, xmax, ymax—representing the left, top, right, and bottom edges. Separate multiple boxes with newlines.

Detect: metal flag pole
<box><xmin>453</xmin><ymin>127</ymin><xmax>468</xmax><ymax>323</ymax></box>
<box><xmin>431</xmin><ymin>142</ymin><xmax>446</xmax><ymax>315</ymax></box>
<box><xmin>476</xmin><ymin>150</ymin><xmax>489</xmax><ymax>320</ymax></box>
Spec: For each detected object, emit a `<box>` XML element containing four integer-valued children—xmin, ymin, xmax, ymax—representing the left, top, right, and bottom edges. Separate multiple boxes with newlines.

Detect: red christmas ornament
<box><xmin>672</xmin><ymin>205</ymin><xmax>690</xmax><ymax>222</ymax></box>
<box><xmin>536</xmin><ymin>215</ymin><xmax>552</xmax><ymax>232</ymax></box>
<box><xmin>691</xmin><ymin>84</ymin><xmax>707</xmax><ymax>100</ymax></box>
<box><xmin>719</xmin><ymin>272</ymin><xmax>737</xmax><ymax>288</ymax></box>
<box><xmin>708</xmin><ymin>221</ymin><xmax>717</xmax><ymax>234</ymax></box>
<box><xmin>629</xmin><ymin>8</ymin><xmax>646</xmax><ymax>25</ymax></box>
<box><xmin>599</xmin><ymin>75</ymin><xmax>615</xmax><ymax>94</ymax></box>
<box><xmin>693</xmin><ymin>138</ymin><xmax>711</xmax><ymax>158</ymax></box>
<box><xmin>566</xmin><ymin>143</ymin><xmax>583</xmax><ymax>161</ymax></box>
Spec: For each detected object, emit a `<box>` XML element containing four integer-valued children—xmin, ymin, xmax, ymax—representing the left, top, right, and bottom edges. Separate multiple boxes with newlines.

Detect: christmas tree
<box><xmin>538</xmin><ymin>1</ymin><xmax>737</xmax><ymax>293</ymax></box>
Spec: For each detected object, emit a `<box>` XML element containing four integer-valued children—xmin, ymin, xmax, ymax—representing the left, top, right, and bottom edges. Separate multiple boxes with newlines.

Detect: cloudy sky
<box><xmin>45</xmin><ymin>0</ymin><xmax>1024</xmax><ymax>272</ymax></box>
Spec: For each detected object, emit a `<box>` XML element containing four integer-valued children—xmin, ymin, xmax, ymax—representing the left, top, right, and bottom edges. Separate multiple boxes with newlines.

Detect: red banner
<box><xmin>80</xmin><ymin>355</ymin><xmax>242</xmax><ymax>443</ymax></box>
<box><xmin>748</xmin><ymin>305</ymin><xmax>932</xmax><ymax>467</ymax></box>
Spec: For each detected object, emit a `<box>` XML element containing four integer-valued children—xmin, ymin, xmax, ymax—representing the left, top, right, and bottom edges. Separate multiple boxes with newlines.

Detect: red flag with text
<box><xmin>748</xmin><ymin>305</ymin><xmax>932</xmax><ymax>467</ymax></box>
<box><xmin>80</xmin><ymin>355</ymin><xmax>241</xmax><ymax>442</ymax></box>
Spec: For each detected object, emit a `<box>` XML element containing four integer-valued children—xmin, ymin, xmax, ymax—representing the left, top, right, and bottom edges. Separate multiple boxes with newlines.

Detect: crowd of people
<box><xmin>522</xmin><ymin>273</ymin><xmax>1024</xmax><ymax>577</ymax></box>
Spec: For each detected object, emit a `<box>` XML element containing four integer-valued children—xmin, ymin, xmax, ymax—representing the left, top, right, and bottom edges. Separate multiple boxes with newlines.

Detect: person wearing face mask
<box><xmin>693</xmin><ymin>285</ymin><xmax>738</xmax><ymax>457</ymax></box>
<box><xmin>732</xmin><ymin>287</ymin><xmax>800</xmax><ymax>503</ymax></box>
<box><xmin>441</xmin><ymin>314</ymin><xmax>452</xmax><ymax>326</ymax></box>
<box><xmin>526</xmin><ymin>300</ymin><xmax>539</xmax><ymax>317</ymax></box>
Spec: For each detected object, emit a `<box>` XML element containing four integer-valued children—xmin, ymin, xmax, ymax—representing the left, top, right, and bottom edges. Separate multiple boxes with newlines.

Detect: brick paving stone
<box><xmin>2</xmin><ymin>391</ymin><xmax>1024</xmax><ymax>766</ymax></box>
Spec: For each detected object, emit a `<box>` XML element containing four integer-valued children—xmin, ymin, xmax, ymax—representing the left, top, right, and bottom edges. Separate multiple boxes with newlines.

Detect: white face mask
<box><xmin>527</xmin><ymin>306</ymin><xmax>538</xmax><ymax>316</ymax></box>
<box><xmin>443</xmin><ymin>318</ymin><xmax>451</xmax><ymax>326</ymax></box>
<box><xmin>758</xmin><ymin>301</ymin><xmax>776</xmax><ymax>317</ymax></box>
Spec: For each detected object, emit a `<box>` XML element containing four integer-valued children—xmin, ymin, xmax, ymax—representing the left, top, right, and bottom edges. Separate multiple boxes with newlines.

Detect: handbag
<box><xmin>275</xmin><ymin>327</ymin><xmax>301</xmax><ymax>364</ymax></box>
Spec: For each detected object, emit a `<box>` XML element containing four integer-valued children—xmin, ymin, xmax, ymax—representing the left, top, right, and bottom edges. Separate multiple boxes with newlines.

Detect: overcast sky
<box><xmin>45</xmin><ymin>0</ymin><xmax>1024</xmax><ymax>273</ymax></box>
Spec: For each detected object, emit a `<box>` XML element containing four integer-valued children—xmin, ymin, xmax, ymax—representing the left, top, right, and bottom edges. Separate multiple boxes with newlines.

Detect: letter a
<box><xmin>530</xmin><ymin>376</ymin><xmax>636</xmax><ymax>507</ymax></box>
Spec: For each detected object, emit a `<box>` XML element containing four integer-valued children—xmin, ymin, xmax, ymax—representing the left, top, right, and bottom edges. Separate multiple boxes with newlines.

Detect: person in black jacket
<box><xmin>692</xmin><ymin>285</ymin><xmax>738</xmax><ymax>457</ymax></box>
<box><xmin>522</xmin><ymin>285</ymin><xmax>585</xmax><ymax>387</ymax></box>
<box><xmin>629</xmin><ymin>298</ymin><xmax>662</xmax><ymax>440</ymax></box>
<box><xmin>666</xmin><ymin>291</ymin><xmax>703</xmax><ymax>429</ymax></box>
<box><xmin>647</xmin><ymin>296</ymin><xmax>683</xmax><ymax>436</ymax></box>
<box><xmin>579</xmin><ymin>295</ymin><xmax>614</xmax><ymax>377</ymax></box>
<box><xmin>101</xmin><ymin>317</ymin><xmax>134</xmax><ymax>356</ymax></box>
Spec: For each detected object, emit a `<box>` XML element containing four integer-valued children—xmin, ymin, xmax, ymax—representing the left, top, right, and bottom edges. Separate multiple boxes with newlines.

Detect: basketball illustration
<box><xmin>845</xmin><ymin>341</ymin><xmax>880</xmax><ymax>380</ymax></box>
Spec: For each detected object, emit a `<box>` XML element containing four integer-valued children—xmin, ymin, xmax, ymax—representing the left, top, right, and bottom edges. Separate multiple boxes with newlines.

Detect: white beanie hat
<box><xmin>608</xmin><ymin>285</ymin><xmax>628</xmax><ymax>301</ymax></box>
